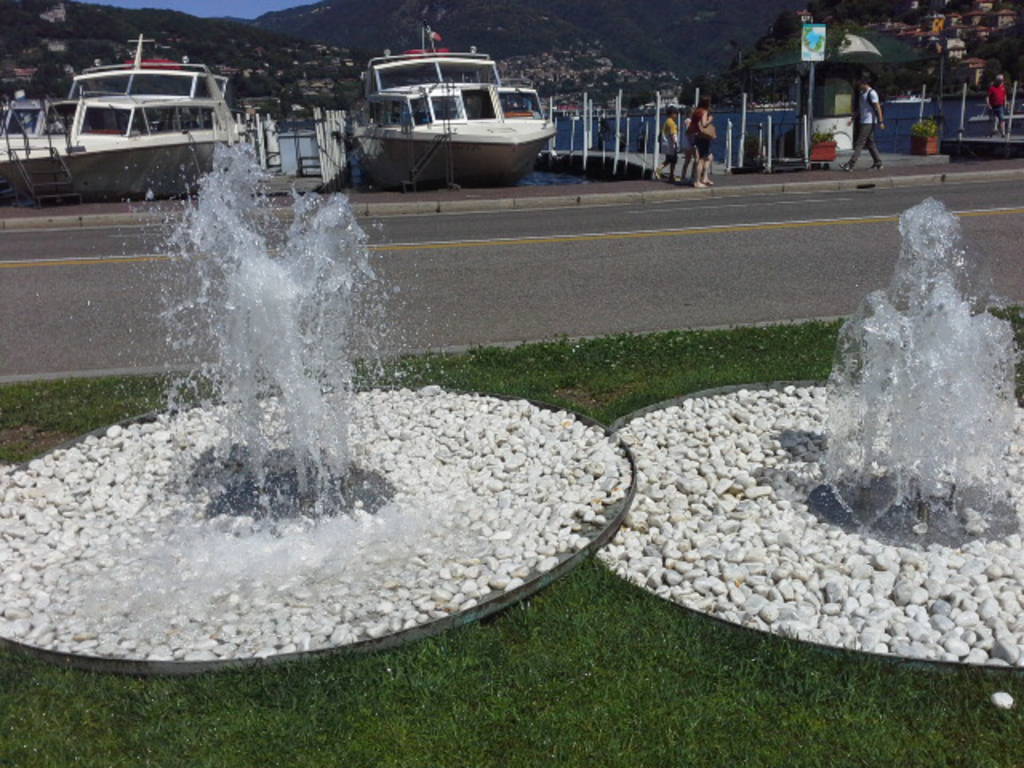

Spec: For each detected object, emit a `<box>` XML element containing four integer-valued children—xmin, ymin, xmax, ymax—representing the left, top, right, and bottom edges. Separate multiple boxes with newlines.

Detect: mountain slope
<box><xmin>1</xmin><ymin>0</ymin><xmax>360</xmax><ymax>110</ymax></box>
<box><xmin>254</xmin><ymin>0</ymin><xmax>806</xmax><ymax>75</ymax></box>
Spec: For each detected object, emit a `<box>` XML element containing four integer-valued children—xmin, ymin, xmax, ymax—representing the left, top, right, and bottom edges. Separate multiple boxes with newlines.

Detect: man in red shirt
<box><xmin>988</xmin><ymin>74</ymin><xmax>1008</xmax><ymax>138</ymax></box>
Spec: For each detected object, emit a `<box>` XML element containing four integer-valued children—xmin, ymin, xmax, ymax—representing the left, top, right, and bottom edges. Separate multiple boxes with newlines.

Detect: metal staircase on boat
<box><xmin>402</xmin><ymin>132</ymin><xmax>456</xmax><ymax>192</ymax></box>
<box><xmin>402</xmin><ymin>86</ymin><xmax>459</xmax><ymax>192</ymax></box>
<box><xmin>2</xmin><ymin>98</ymin><xmax>81</xmax><ymax>207</ymax></box>
<box><xmin>11</xmin><ymin>147</ymin><xmax>81</xmax><ymax>206</ymax></box>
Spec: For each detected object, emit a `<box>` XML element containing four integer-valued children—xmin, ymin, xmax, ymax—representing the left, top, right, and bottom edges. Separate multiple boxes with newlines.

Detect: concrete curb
<box><xmin>3</xmin><ymin>166</ymin><xmax>1024</xmax><ymax>230</ymax></box>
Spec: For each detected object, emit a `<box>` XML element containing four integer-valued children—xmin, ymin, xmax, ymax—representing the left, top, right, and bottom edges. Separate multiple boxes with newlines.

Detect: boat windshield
<box><xmin>439</xmin><ymin>61</ymin><xmax>497</xmax><ymax>84</ymax></box>
<box><xmin>129</xmin><ymin>74</ymin><xmax>194</xmax><ymax>97</ymax></box>
<box><xmin>80</xmin><ymin>106</ymin><xmax>133</xmax><ymax>135</ymax></box>
<box><xmin>436</xmin><ymin>61</ymin><xmax>495</xmax><ymax>84</ymax></box>
<box><xmin>71</xmin><ymin>73</ymin><xmax>198</xmax><ymax>98</ymax></box>
<box><xmin>430</xmin><ymin>95</ymin><xmax>463</xmax><ymax>121</ymax></box>
<box><xmin>141</xmin><ymin>105</ymin><xmax>215</xmax><ymax>133</ymax></box>
<box><xmin>462</xmin><ymin>89</ymin><xmax>497</xmax><ymax>120</ymax></box>
<box><xmin>410</xmin><ymin>97</ymin><xmax>430</xmax><ymax>125</ymax></box>
<box><xmin>378</xmin><ymin>62</ymin><xmax>440</xmax><ymax>90</ymax></box>
<box><xmin>500</xmin><ymin>91</ymin><xmax>543</xmax><ymax>118</ymax></box>
<box><xmin>73</xmin><ymin>75</ymin><xmax>132</xmax><ymax>97</ymax></box>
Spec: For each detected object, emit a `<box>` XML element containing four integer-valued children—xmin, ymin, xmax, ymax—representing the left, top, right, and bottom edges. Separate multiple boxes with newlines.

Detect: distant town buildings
<box><xmin>38</xmin><ymin>2</ymin><xmax>66</xmax><ymax>24</ymax></box>
<box><xmin>802</xmin><ymin>0</ymin><xmax>1024</xmax><ymax>88</ymax></box>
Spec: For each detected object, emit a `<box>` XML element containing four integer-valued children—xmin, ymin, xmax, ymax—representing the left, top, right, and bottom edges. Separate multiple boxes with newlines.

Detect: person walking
<box><xmin>840</xmin><ymin>80</ymin><xmax>885</xmax><ymax>172</ymax></box>
<box><xmin>655</xmin><ymin>106</ymin><xmax>680</xmax><ymax>181</ymax></box>
<box><xmin>988</xmin><ymin>74</ymin><xmax>1009</xmax><ymax>138</ymax></box>
<box><xmin>688</xmin><ymin>96</ymin><xmax>715</xmax><ymax>187</ymax></box>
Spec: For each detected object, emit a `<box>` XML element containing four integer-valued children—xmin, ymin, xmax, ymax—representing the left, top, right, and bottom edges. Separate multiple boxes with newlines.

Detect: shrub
<box><xmin>910</xmin><ymin>118</ymin><xmax>939</xmax><ymax>138</ymax></box>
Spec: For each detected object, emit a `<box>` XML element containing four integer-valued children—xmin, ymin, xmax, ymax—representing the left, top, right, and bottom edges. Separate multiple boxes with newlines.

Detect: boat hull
<box><xmin>356</xmin><ymin>125</ymin><xmax>554</xmax><ymax>189</ymax></box>
<box><xmin>0</xmin><ymin>140</ymin><xmax>217</xmax><ymax>202</ymax></box>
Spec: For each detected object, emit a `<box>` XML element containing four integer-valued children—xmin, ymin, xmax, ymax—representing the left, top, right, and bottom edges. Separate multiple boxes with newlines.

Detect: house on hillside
<box><xmin>957</xmin><ymin>56</ymin><xmax>988</xmax><ymax>87</ymax></box>
<box><xmin>38</xmin><ymin>2</ymin><xmax>66</xmax><ymax>23</ymax></box>
<box><xmin>986</xmin><ymin>9</ymin><xmax>1018</xmax><ymax>29</ymax></box>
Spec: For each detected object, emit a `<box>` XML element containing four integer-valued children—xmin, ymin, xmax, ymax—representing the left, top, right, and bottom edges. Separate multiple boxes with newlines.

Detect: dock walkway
<box><xmin>1</xmin><ymin>157</ymin><xmax>1023</xmax><ymax>229</ymax></box>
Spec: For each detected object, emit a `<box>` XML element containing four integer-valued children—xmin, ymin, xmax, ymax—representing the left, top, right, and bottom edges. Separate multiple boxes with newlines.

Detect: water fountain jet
<box><xmin>809</xmin><ymin>199</ymin><xmax>1019</xmax><ymax>545</ymax></box>
<box><xmin>601</xmin><ymin>198</ymin><xmax>1023</xmax><ymax>666</ymax></box>
<box><xmin>0</xmin><ymin>145</ymin><xmax>634</xmax><ymax>673</ymax></box>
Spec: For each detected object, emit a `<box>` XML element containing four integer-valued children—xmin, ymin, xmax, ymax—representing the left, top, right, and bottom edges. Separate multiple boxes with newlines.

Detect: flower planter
<box><xmin>810</xmin><ymin>141</ymin><xmax>837</xmax><ymax>162</ymax></box>
<box><xmin>910</xmin><ymin>135</ymin><xmax>939</xmax><ymax>155</ymax></box>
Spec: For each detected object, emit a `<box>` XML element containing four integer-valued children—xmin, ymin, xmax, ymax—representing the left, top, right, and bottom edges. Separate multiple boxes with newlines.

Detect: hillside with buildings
<box><xmin>252</xmin><ymin>0</ymin><xmax>807</xmax><ymax>101</ymax></box>
<box><xmin>806</xmin><ymin>0</ymin><xmax>1024</xmax><ymax>88</ymax></box>
<box><xmin>1</xmin><ymin>0</ymin><xmax>365</xmax><ymax>114</ymax></box>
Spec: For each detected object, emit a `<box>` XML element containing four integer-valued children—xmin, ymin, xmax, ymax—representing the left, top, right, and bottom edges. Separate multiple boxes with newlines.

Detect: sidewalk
<box><xmin>2</xmin><ymin>156</ymin><xmax>1023</xmax><ymax>230</ymax></box>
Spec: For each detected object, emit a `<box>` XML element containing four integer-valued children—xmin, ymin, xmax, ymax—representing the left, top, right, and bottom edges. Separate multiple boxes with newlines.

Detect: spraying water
<box><xmin>817</xmin><ymin>198</ymin><xmax>1018</xmax><ymax>544</ymax></box>
<box><xmin>165</xmin><ymin>144</ymin><xmax>382</xmax><ymax>518</ymax></box>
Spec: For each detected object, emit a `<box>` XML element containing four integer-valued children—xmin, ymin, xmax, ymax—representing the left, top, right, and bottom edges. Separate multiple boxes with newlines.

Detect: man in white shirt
<box><xmin>841</xmin><ymin>80</ymin><xmax>885</xmax><ymax>171</ymax></box>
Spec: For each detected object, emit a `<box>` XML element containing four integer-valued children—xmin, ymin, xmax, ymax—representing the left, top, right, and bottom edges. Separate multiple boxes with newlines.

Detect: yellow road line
<box><xmin>0</xmin><ymin>254</ymin><xmax>166</xmax><ymax>269</ymax></box>
<box><xmin>372</xmin><ymin>206</ymin><xmax>1024</xmax><ymax>251</ymax></box>
<box><xmin>3</xmin><ymin>206</ymin><xmax>1023</xmax><ymax>269</ymax></box>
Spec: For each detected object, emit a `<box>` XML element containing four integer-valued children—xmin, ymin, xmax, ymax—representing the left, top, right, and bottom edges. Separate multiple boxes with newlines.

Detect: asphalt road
<box><xmin>2</xmin><ymin>179</ymin><xmax>1023</xmax><ymax>381</ymax></box>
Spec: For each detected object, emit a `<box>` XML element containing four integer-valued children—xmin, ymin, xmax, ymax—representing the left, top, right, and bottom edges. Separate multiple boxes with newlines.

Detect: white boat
<box><xmin>887</xmin><ymin>95</ymin><xmax>928</xmax><ymax>105</ymax></box>
<box><xmin>0</xmin><ymin>35</ymin><xmax>239</xmax><ymax>203</ymax></box>
<box><xmin>354</xmin><ymin>48</ymin><xmax>556</xmax><ymax>189</ymax></box>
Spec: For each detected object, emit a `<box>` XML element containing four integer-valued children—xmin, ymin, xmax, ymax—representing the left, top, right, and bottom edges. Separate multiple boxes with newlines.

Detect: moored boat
<box><xmin>354</xmin><ymin>47</ymin><xmax>555</xmax><ymax>190</ymax></box>
<box><xmin>0</xmin><ymin>35</ymin><xmax>240</xmax><ymax>203</ymax></box>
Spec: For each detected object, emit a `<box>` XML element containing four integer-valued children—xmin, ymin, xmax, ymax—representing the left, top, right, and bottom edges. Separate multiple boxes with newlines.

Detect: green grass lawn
<box><xmin>2</xmin><ymin>319</ymin><xmax>1023</xmax><ymax>768</ymax></box>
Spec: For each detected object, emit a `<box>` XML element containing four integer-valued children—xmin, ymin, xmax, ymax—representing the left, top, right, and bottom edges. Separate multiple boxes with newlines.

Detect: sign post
<box><xmin>801</xmin><ymin>24</ymin><xmax>826</xmax><ymax>159</ymax></box>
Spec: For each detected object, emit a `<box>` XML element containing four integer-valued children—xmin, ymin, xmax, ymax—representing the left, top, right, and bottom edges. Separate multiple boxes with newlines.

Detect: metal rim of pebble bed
<box><xmin>608</xmin><ymin>381</ymin><xmax>1024</xmax><ymax>675</ymax></box>
<box><xmin>0</xmin><ymin>390</ymin><xmax>637</xmax><ymax>677</ymax></box>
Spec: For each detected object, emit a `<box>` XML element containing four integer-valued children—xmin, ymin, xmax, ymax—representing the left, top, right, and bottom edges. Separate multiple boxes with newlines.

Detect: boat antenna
<box><xmin>129</xmin><ymin>34</ymin><xmax>154</xmax><ymax>69</ymax></box>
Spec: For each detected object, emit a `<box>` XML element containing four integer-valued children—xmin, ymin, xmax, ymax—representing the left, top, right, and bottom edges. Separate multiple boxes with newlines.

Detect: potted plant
<box><xmin>810</xmin><ymin>130</ymin><xmax>837</xmax><ymax>162</ymax></box>
<box><xmin>910</xmin><ymin>118</ymin><xmax>939</xmax><ymax>155</ymax></box>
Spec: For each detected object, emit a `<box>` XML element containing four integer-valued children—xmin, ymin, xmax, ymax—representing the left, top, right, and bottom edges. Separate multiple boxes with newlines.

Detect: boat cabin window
<box><xmin>141</xmin><ymin>105</ymin><xmax>215</xmax><ymax>133</ymax></box>
<box><xmin>430</xmin><ymin>95</ymin><xmax>463</xmax><ymax>121</ymax></box>
<box><xmin>370</xmin><ymin>99</ymin><xmax>409</xmax><ymax>126</ymax></box>
<box><xmin>439</xmin><ymin>62</ymin><xmax>497</xmax><ymax>85</ymax></box>
<box><xmin>462</xmin><ymin>89</ymin><xmax>496</xmax><ymax>120</ymax></box>
<box><xmin>80</xmin><ymin>106</ymin><xmax>132</xmax><ymax>135</ymax></box>
<box><xmin>72</xmin><ymin>75</ymin><xmax>131</xmax><ymax>97</ymax></box>
<box><xmin>129</xmin><ymin>74</ymin><xmax>194</xmax><ymax>97</ymax></box>
<box><xmin>500</xmin><ymin>91</ymin><xmax>542</xmax><ymax>118</ymax></box>
<box><xmin>377</xmin><ymin>62</ymin><xmax>440</xmax><ymax>90</ymax></box>
<box><xmin>410</xmin><ymin>97</ymin><xmax>430</xmax><ymax>125</ymax></box>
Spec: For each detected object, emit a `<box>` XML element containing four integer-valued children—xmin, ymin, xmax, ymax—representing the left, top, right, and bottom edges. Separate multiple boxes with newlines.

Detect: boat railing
<box><xmin>1</xmin><ymin>100</ymin><xmax>35</xmax><ymax>162</ymax></box>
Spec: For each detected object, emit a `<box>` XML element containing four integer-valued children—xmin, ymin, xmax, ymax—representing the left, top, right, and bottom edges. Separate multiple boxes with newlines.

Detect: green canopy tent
<box><xmin>751</xmin><ymin>30</ymin><xmax>928</xmax><ymax>70</ymax></box>
<box><xmin>748</xmin><ymin>30</ymin><xmax>931</xmax><ymax>151</ymax></box>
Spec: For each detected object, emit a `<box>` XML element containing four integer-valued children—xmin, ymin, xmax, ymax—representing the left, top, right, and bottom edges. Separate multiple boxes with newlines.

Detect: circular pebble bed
<box><xmin>0</xmin><ymin>388</ymin><xmax>632</xmax><ymax>671</ymax></box>
<box><xmin>599</xmin><ymin>384</ymin><xmax>1024</xmax><ymax>667</ymax></box>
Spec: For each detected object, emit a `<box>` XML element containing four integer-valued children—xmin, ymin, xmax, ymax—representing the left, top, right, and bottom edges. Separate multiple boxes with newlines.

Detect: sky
<box><xmin>82</xmin><ymin>1</ymin><xmax>311</xmax><ymax>18</ymax></box>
